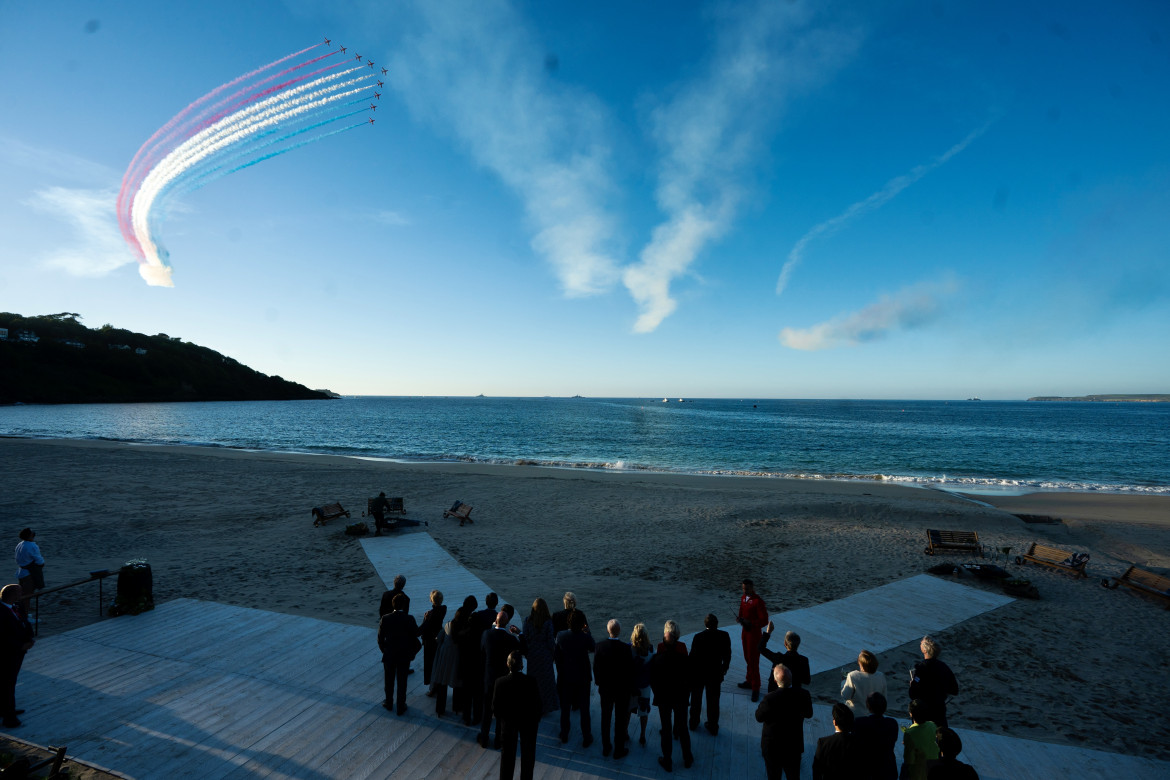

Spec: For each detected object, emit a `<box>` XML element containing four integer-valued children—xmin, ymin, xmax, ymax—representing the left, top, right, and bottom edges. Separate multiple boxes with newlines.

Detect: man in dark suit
<box><xmin>379</xmin><ymin>573</ymin><xmax>409</xmax><ymax>619</ymax></box>
<box><xmin>755</xmin><ymin>664</ymin><xmax>813</xmax><ymax>780</ymax></box>
<box><xmin>853</xmin><ymin>692</ymin><xmax>899</xmax><ymax>780</ymax></box>
<box><xmin>0</xmin><ymin>584</ymin><xmax>34</xmax><ymax>728</ymax></box>
<box><xmin>377</xmin><ymin>593</ymin><xmax>420</xmax><ymax>715</ymax></box>
<box><xmin>551</xmin><ymin>591</ymin><xmax>588</xmax><ymax>636</ymax></box>
<box><xmin>493</xmin><ymin>651</ymin><xmax>543</xmax><ymax>780</ymax></box>
<box><xmin>689</xmin><ymin>613</ymin><xmax>732</xmax><ymax>735</ymax></box>
<box><xmin>554</xmin><ymin>608</ymin><xmax>595</xmax><ymax>747</ymax></box>
<box><xmin>910</xmin><ymin>635</ymin><xmax>958</xmax><ymax>728</ymax></box>
<box><xmin>812</xmin><ymin>703</ymin><xmax>857</xmax><ymax>780</ymax></box>
<box><xmin>593</xmin><ymin>618</ymin><xmax>634</xmax><ymax>758</ymax></box>
<box><xmin>651</xmin><ymin>620</ymin><xmax>694</xmax><ymax>771</ymax></box>
<box><xmin>480</xmin><ymin>611</ymin><xmax>521</xmax><ymax>748</ymax></box>
<box><xmin>760</xmin><ymin>622</ymin><xmax>810</xmax><ymax>692</ymax></box>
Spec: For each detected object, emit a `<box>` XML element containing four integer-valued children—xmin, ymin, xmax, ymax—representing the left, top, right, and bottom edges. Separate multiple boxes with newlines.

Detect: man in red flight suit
<box><xmin>736</xmin><ymin>578</ymin><xmax>768</xmax><ymax>702</ymax></box>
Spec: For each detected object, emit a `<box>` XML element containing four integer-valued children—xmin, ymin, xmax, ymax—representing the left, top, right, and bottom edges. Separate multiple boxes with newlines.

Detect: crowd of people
<box><xmin>375</xmin><ymin>575</ymin><xmax>977</xmax><ymax>780</ymax></box>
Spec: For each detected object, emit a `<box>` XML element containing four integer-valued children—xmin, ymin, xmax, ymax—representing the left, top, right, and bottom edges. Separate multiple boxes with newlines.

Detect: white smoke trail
<box><xmin>130</xmin><ymin>72</ymin><xmax>371</xmax><ymax>285</ymax></box>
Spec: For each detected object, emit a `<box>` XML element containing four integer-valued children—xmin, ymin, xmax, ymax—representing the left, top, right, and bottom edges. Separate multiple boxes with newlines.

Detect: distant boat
<box><xmin>662</xmin><ymin>398</ymin><xmax>668</xmax><ymax>402</ymax></box>
<box><xmin>966</xmin><ymin>397</ymin><xmax>981</xmax><ymax>401</ymax></box>
<box><xmin>475</xmin><ymin>394</ymin><xmax>485</xmax><ymax>398</ymax></box>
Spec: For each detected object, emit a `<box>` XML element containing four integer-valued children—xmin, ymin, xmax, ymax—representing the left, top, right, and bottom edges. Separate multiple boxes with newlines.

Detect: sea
<box><xmin>1</xmin><ymin>397</ymin><xmax>1168</xmax><ymax>495</ymax></box>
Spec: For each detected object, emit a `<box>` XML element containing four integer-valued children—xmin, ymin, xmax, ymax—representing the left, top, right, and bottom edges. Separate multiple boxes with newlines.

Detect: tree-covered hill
<box><xmin>0</xmin><ymin>313</ymin><xmax>330</xmax><ymax>405</ymax></box>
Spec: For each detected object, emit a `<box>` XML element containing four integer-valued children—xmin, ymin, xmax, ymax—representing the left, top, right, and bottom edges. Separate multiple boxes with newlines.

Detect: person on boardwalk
<box><xmin>852</xmin><ymin>692</ymin><xmax>899</xmax><ymax>780</ymax></box>
<box><xmin>812</xmin><ymin>702</ymin><xmax>857</xmax><ymax>780</ymax></box>
<box><xmin>0</xmin><ymin>584</ymin><xmax>34</xmax><ymax>728</ymax></box>
<box><xmin>755</xmin><ymin>664</ymin><xmax>813</xmax><ymax>780</ymax></box>
<box><xmin>593</xmin><ymin>618</ymin><xmax>634</xmax><ymax>759</ymax></box>
<box><xmin>650</xmin><ymin>619</ymin><xmax>693</xmax><ymax>771</ymax></box>
<box><xmin>493</xmin><ymin>651</ymin><xmax>543</xmax><ymax>780</ymax></box>
<box><xmin>377</xmin><ymin>593</ymin><xmax>420</xmax><ymax>715</ymax></box>
<box><xmin>379</xmin><ymin>573</ymin><xmax>408</xmax><ymax>619</ymax></box>
<box><xmin>552</xmin><ymin>591</ymin><xmax>588</xmax><ymax>636</ymax></box>
<box><xmin>736</xmin><ymin>578</ymin><xmax>768</xmax><ymax>701</ymax></box>
<box><xmin>474</xmin><ymin>592</ymin><xmax>501</xmax><ymax>632</ymax></box>
<box><xmin>842</xmin><ymin>649</ymin><xmax>887</xmax><ymax>717</ymax></box>
<box><xmin>927</xmin><ymin>727</ymin><xmax>979</xmax><ymax>780</ymax></box>
<box><xmin>909</xmin><ymin>636</ymin><xmax>958</xmax><ymax>728</ymax></box>
<box><xmin>901</xmin><ymin>699</ymin><xmax>939</xmax><ymax>780</ymax></box>
<box><xmin>430</xmin><ymin>608</ymin><xmax>463</xmax><ymax>717</ymax></box>
<box><xmin>368</xmin><ymin>492</ymin><xmax>396</xmax><ymax>535</ymax></box>
<box><xmin>760</xmin><ymin>623</ymin><xmax>810</xmax><ymax>693</ymax></box>
<box><xmin>521</xmin><ymin>598</ymin><xmax>559</xmax><ymax>715</ymax></box>
<box><xmin>629</xmin><ymin>622</ymin><xmax>655</xmax><ymax>746</ymax></box>
<box><xmin>453</xmin><ymin>595</ymin><xmax>480</xmax><ymax>723</ymax></box>
<box><xmin>689</xmin><ymin>612</ymin><xmax>731</xmax><ymax>735</ymax></box>
<box><xmin>419</xmin><ymin>590</ymin><xmax>446</xmax><ymax>686</ymax></box>
<box><xmin>15</xmin><ymin>529</ymin><xmax>44</xmax><ymax>603</ymax></box>
<box><xmin>554</xmin><ymin>608</ymin><xmax>595</xmax><ymax>747</ymax></box>
<box><xmin>480</xmin><ymin>610</ymin><xmax>522</xmax><ymax>748</ymax></box>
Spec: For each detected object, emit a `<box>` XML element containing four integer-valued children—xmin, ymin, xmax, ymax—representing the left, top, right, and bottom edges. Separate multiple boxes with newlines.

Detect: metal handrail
<box><xmin>18</xmin><ymin>569</ymin><xmax>114</xmax><ymax>636</ymax></box>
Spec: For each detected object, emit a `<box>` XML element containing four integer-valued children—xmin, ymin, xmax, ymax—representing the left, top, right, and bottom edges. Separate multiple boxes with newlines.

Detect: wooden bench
<box><xmin>1015</xmin><ymin>542</ymin><xmax>1089</xmax><ymax>578</ymax></box>
<box><xmin>443</xmin><ymin>501</ymin><xmax>474</xmax><ymax>526</ymax></box>
<box><xmin>924</xmin><ymin>529</ymin><xmax>982</xmax><ymax>556</ymax></box>
<box><xmin>1103</xmin><ymin>565</ymin><xmax>1170</xmax><ymax>609</ymax></box>
<box><xmin>311</xmin><ymin>502</ymin><xmax>349</xmax><ymax>527</ymax></box>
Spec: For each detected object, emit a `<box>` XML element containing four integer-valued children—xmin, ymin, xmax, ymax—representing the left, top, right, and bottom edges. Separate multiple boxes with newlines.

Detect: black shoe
<box><xmin>12</xmin><ymin>710</ymin><xmax>23</xmax><ymax>716</ymax></box>
<box><xmin>751</xmin><ymin>690</ymin><xmax>759</xmax><ymax>702</ymax></box>
<box><xmin>582</xmin><ymin>735</ymin><xmax>593</xmax><ymax>749</ymax></box>
<box><xmin>397</xmin><ymin>706</ymin><xmax>407</xmax><ymax>716</ymax></box>
<box><xmin>684</xmin><ymin>755</ymin><xmax>694</xmax><ymax>769</ymax></box>
<box><xmin>477</xmin><ymin>736</ymin><xmax>489</xmax><ymax>749</ymax></box>
<box><xmin>704</xmin><ymin>722</ymin><xmax>718</xmax><ymax>736</ymax></box>
<box><xmin>658</xmin><ymin>757</ymin><xmax>672</xmax><ymax>772</ymax></box>
<box><xmin>688</xmin><ymin>722</ymin><xmax>698</xmax><ymax>731</ymax></box>
<box><xmin>602</xmin><ymin>744</ymin><xmax>611</xmax><ymax>757</ymax></box>
<box><xmin>382</xmin><ymin>701</ymin><xmax>393</xmax><ymax>712</ymax></box>
<box><xmin>614</xmin><ymin>747</ymin><xmax>629</xmax><ymax>760</ymax></box>
<box><xmin>560</xmin><ymin>732</ymin><xmax>569</xmax><ymax>744</ymax></box>
<box><xmin>639</xmin><ymin>734</ymin><xmax>646</xmax><ymax>746</ymax></box>
<box><xmin>736</xmin><ymin>681</ymin><xmax>752</xmax><ymax>689</ymax></box>
<box><xmin>408</xmin><ymin>668</ymin><xmax>416</xmax><ymax>675</ymax></box>
<box><xmin>493</xmin><ymin>740</ymin><xmax>501</xmax><ymax>750</ymax></box>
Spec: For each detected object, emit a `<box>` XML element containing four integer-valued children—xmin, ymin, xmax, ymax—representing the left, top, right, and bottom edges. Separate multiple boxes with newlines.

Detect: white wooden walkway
<box><xmin>8</xmin><ymin>532</ymin><xmax>1167</xmax><ymax>778</ymax></box>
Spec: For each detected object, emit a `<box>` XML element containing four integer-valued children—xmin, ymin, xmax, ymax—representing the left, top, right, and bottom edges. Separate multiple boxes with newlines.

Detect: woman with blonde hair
<box><xmin>842</xmin><ymin>649</ymin><xmax>887</xmax><ymax>715</ymax></box>
<box><xmin>523</xmin><ymin>597</ymin><xmax>559</xmax><ymax>714</ymax></box>
<box><xmin>629</xmin><ymin>622</ymin><xmax>654</xmax><ymax>745</ymax></box>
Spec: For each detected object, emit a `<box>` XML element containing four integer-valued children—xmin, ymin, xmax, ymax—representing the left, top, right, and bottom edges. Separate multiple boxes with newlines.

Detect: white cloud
<box><xmin>0</xmin><ymin>135</ymin><xmax>119</xmax><ymax>186</ymax></box>
<box><xmin>25</xmin><ymin>187</ymin><xmax>137</xmax><ymax>277</ymax></box>
<box><xmin>382</xmin><ymin>0</ymin><xmax>620</xmax><ymax>296</ymax></box>
<box><xmin>776</xmin><ymin>122</ymin><xmax>991</xmax><ymax>296</ymax></box>
<box><xmin>779</xmin><ymin>279</ymin><xmax>957</xmax><ymax>350</ymax></box>
<box><xmin>625</xmin><ymin>2</ymin><xmax>861</xmax><ymax>332</ymax></box>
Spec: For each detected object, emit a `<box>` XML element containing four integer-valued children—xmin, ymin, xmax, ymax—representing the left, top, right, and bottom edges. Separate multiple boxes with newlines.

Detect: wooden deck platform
<box><xmin>7</xmin><ymin>532</ymin><xmax>1167</xmax><ymax>778</ymax></box>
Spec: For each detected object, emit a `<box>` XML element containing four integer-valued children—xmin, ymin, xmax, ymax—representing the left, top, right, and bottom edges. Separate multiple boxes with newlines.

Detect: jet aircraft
<box><xmin>367</xmin><ymin>60</ymin><xmax>375</xmax><ymax>68</ymax></box>
<box><xmin>368</xmin><ymin>118</ymin><xmax>375</xmax><ymax>125</ymax></box>
<box><xmin>374</xmin><ymin>92</ymin><xmax>381</xmax><ymax>100</ymax></box>
<box><xmin>377</xmin><ymin>80</ymin><xmax>384</xmax><ymax>87</ymax></box>
<box><xmin>355</xmin><ymin>53</ymin><xmax>362</xmax><ymax>61</ymax></box>
<box><xmin>369</xmin><ymin>104</ymin><xmax>377</xmax><ymax>111</ymax></box>
<box><xmin>339</xmin><ymin>45</ymin><xmax>347</xmax><ymax>53</ymax></box>
<box><xmin>324</xmin><ymin>37</ymin><xmax>331</xmax><ymax>46</ymax></box>
<box><xmin>381</xmin><ymin>67</ymin><xmax>388</xmax><ymax>75</ymax></box>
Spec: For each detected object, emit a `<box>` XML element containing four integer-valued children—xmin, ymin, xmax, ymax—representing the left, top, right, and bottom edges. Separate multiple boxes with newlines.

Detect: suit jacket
<box><xmin>378</xmin><ymin>610</ymin><xmax>421</xmax><ymax>663</ymax></box>
<box><xmin>593</xmin><ymin>637</ymin><xmax>634</xmax><ymax>694</ymax></box>
<box><xmin>0</xmin><ymin>604</ymin><xmax>32</xmax><ymax>659</ymax></box>
<box><xmin>482</xmin><ymin>626</ymin><xmax>521</xmax><ymax>691</ymax></box>
<box><xmin>689</xmin><ymin>627</ymin><xmax>732</xmax><ymax>683</ymax></box>
<box><xmin>853</xmin><ymin>713</ymin><xmax>899</xmax><ymax>780</ymax></box>
<box><xmin>755</xmin><ymin>686</ymin><xmax>813</xmax><ymax>756</ymax></box>
<box><xmin>761</xmin><ymin>632</ymin><xmax>811</xmax><ymax>691</ymax></box>
<box><xmin>552</xmin><ymin>608</ymin><xmax>588</xmax><ymax>636</ymax></box>
<box><xmin>419</xmin><ymin>604</ymin><xmax>447</xmax><ymax>642</ymax></box>
<box><xmin>554</xmin><ymin>629</ymin><xmax>595</xmax><ymax>686</ymax></box>
<box><xmin>493</xmin><ymin>671</ymin><xmax>543</xmax><ymax>729</ymax></box>
<box><xmin>650</xmin><ymin>640</ymin><xmax>690</xmax><ymax>706</ymax></box>
<box><xmin>812</xmin><ymin>731</ymin><xmax>857</xmax><ymax>780</ymax></box>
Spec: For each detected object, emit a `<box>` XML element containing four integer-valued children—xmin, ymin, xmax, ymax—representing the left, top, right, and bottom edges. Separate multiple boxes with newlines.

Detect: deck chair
<box><xmin>444</xmin><ymin>501</ymin><xmax>474</xmax><ymax>526</ymax></box>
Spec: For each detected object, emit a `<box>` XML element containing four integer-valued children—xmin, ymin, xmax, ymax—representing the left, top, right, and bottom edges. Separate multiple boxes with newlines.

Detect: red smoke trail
<box><xmin>116</xmin><ymin>43</ymin><xmax>322</xmax><ymax>255</ymax></box>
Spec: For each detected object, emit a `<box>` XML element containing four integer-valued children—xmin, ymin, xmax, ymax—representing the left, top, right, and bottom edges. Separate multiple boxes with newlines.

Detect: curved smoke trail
<box><xmin>117</xmin><ymin>43</ymin><xmax>378</xmax><ymax>287</ymax></box>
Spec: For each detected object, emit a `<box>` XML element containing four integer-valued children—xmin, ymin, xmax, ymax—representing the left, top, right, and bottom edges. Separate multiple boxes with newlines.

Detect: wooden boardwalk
<box><xmin>8</xmin><ymin>532</ymin><xmax>1168</xmax><ymax>778</ymax></box>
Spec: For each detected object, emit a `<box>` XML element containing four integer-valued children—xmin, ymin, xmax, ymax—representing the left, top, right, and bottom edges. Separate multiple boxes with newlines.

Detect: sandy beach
<box><xmin>2</xmin><ymin>437</ymin><xmax>1168</xmax><ymax>762</ymax></box>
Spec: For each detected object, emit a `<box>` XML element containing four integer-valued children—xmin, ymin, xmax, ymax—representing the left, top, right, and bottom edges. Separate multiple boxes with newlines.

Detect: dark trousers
<box><xmin>763</xmin><ymin>749</ymin><xmax>801</xmax><ymax>780</ymax></box>
<box><xmin>481</xmin><ymin>676</ymin><xmax>504</xmax><ymax>744</ymax></box>
<box><xmin>434</xmin><ymin>684</ymin><xmax>448</xmax><ymax>716</ymax></box>
<box><xmin>383</xmin><ymin>658</ymin><xmax>410</xmax><ymax>713</ymax></box>
<box><xmin>558</xmin><ymin>679</ymin><xmax>591</xmax><ymax>740</ymax></box>
<box><xmin>423</xmin><ymin>636</ymin><xmax>438</xmax><ymax>685</ymax></box>
<box><xmin>689</xmin><ymin>678</ymin><xmax>721</xmax><ymax>728</ymax></box>
<box><xmin>0</xmin><ymin>652</ymin><xmax>25</xmax><ymax>717</ymax></box>
<box><xmin>657</xmin><ymin>700</ymin><xmax>692</xmax><ymax>768</ymax></box>
<box><xmin>499</xmin><ymin>721</ymin><xmax>537</xmax><ymax>780</ymax></box>
<box><xmin>599</xmin><ymin>687</ymin><xmax>630</xmax><ymax>751</ymax></box>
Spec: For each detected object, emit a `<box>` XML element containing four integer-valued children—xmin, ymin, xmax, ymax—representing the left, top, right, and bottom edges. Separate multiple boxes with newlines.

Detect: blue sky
<box><xmin>1</xmin><ymin>0</ymin><xmax>1167</xmax><ymax>399</ymax></box>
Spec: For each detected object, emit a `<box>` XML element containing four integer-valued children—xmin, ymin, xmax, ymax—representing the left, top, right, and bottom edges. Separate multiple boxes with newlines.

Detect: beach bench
<box><xmin>364</xmin><ymin>496</ymin><xmax>405</xmax><ymax>517</ymax></box>
<box><xmin>443</xmin><ymin>501</ymin><xmax>474</xmax><ymax>526</ymax></box>
<box><xmin>924</xmin><ymin>529</ymin><xmax>982</xmax><ymax>557</ymax></box>
<box><xmin>1015</xmin><ymin>542</ymin><xmax>1089</xmax><ymax>578</ymax></box>
<box><xmin>1103</xmin><ymin>564</ymin><xmax>1170</xmax><ymax>608</ymax></box>
<box><xmin>311</xmin><ymin>502</ymin><xmax>349</xmax><ymax>527</ymax></box>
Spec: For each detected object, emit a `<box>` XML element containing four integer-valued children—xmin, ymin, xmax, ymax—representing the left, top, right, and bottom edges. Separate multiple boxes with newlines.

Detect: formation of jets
<box><xmin>326</xmin><ymin>38</ymin><xmax>382</xmax><ymax>126</ymax></box>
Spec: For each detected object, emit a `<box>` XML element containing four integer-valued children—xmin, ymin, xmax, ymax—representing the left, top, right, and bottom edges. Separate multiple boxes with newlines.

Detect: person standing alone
<box><xmin>15</xmin><ymin>529</ymin><xmax>44</xmax><ymax>606</ymax></box>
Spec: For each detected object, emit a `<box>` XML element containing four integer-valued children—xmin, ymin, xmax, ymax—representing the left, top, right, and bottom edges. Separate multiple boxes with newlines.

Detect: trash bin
<box><xmin>113</xmin><ymin>559</ymin><xmax>154</xmax><ymax>616</ymax></box>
